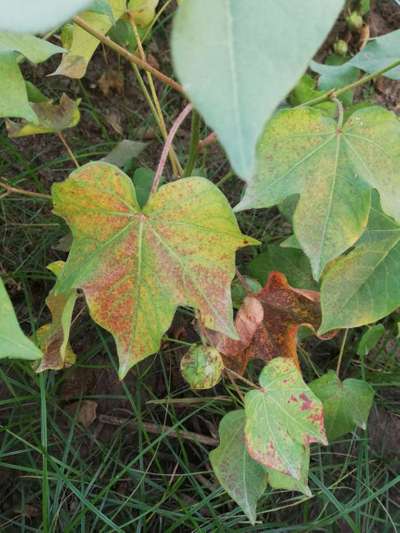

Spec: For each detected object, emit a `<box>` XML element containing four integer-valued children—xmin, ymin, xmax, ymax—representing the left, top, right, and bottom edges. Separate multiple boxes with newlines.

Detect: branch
<box><xmin>0</xmin><ymin>181</ymin><xmax>51</xmax><ymax>200</ymax></box>
<box><xmin>73</xmin><ymin>16</ymin><xmax>184</xmax><ymax>95</ymax></box>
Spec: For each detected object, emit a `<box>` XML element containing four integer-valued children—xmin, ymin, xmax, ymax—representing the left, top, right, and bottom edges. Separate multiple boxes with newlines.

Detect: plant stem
<box><xmin>215</xmin><ymin>170</ymin><xmax>234</xmax><ymax>188</ymax></box>
<box><xmin>39</xmin><ymin>372</ymin><xmax>50</xmax><ymax>532</ymax></box>
<box><xmin>224</xmin><ymin>367</ymin><xmax>261</xmax><ymax>390</ymax></box>
<box><xmin>151</xmin><ymin>103</ymin><xmax>193</xmax><ymax>195</ymax></box>
<box><xmin>73</xmin><ymin>16</ymin><xmax>184</xmax><ymax>95</ymax></box>
<box><xmin>303</xmin><ymin>57</ymin><xmax>400</xmax><ymax>108</ymax></box>
<box><xmin>184</xmin><ymin>110</ymin><xmax>201</xmax><ymax>177</ymax></box>
<box><xmin>0</xmin><ymin>181</ymin><xmax>51</xmax><ymax>200</ymax></box>
<box><xmin>58</xmin><ymin>132</ymin><xmax>79</xmax><ymax>168</ymax></box>
<box><xmin>336</xmin><ymin>329</ymin><xmax>349</xmax><ymax>377</ymax></box>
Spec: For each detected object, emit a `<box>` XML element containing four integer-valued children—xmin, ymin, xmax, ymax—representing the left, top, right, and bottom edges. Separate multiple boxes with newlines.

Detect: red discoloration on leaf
<box><xmin>207</xmin><ymin>272</ymin><xmax>336</xmax><ymax>374</ymax></box>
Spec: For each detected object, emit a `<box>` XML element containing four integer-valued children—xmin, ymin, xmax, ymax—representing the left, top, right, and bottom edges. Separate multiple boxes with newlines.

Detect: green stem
<box><xmin>302</xmin><ymin>57</ymin><xmax>400</xmax><ymax>108</ymax></box>
<box><xmin>39</xmin><ymin>372</ymin><xmax>50</xmax><ymax>532</ymax></box>
<box><xmin>336</xmin><ymin>329</ymin><xmax>349</xmax><ymax>377</ymax></box>
<box><xmin>184</xmin><ymin>110</ymin><xmax>201</xmax><ymax>177</ymax></box>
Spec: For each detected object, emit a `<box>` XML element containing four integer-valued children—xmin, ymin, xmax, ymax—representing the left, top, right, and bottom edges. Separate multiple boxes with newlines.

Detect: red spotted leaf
<box><xmin>208</xmin><ymin>271</ymin><xmax>335</xmax><ymax>374</ymax></box>
<box><xmin>52</xmin><ymin>162</ymin><xmax>258</xmax><ymax>378</ymax></box>
<box><xmin>245</xmin><ymin>357</ymin><xmax>327</xmax><ymax>479</ymax></box>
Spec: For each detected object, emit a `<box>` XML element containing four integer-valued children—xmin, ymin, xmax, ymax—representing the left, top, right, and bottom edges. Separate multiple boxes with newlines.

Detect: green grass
<box><xmin>1</xmin><ymin>3</ymin><xmax>400</xmax><ymax>531</ymax></box>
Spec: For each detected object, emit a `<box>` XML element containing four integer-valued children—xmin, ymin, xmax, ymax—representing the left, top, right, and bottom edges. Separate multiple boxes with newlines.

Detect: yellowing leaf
<box><xmin>6</xmin><ymin>94</ymin><xmax>80</xmax><ymax>137</ymax></box>
<box><xmin>210</xmin><ymin>410</ymin><xmax>268</xmax><ymax>525</ymax></box>
<box><xmin>236</xmin><ymin>106</ymin><xmax>400</xmax><ymax>279</ymax></box>
<box><xmin>35</xmin><ymin>261</ymin><xmax>78</xmax><ymax>373</ymax></box>
<box><xmin>53</xmin><ymin>0</ymin><xmax>126</xmax><ymax>79</ymax></box>
<box><xmin>128</xmin><ymin>0</ymin><xmax>159</xmax><ymax>27</ymax></box>
<box><xmin>0</xmin><ymin>278</ymin><xmax>42</xmax><ymax>361</ymax></box>
<box><xmin>52</xmin><ymin>162</ymin><xmax>257</xmax><ymax>378</ymax></box>
<box><xmin>245</xmin><ymin>358</ymin><xmax>327</xmax><ymax>479</ymax></box>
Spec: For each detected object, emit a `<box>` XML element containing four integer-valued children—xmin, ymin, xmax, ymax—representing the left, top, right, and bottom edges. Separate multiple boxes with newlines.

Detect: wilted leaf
<box><xmin>245</xmin><ymin>357</ymin><xmax>327</xmax><ymax>479</ymax></box>
<box><xmin>248</xmin><ymin>245</ymin><xmax>317</xmax><ymax>290</ymax></box>
<box><xmin>207</xmin><ymin>272</ymin><xmax>332</xmax><ymax>375</ymax></box>
<box><xmin>311</xmin><ymin>29</ymin><xmax>400</xmax><ymax>84</ymax></box>
<box><xmin>210</xmin><ymin>410</ymin><xmax>268</xmax><ymax>525</ymax></box>
<box><xmin>6</xmin><ymin>94</ymin><xmax>80</xmax><ymax>137</ymax></box>
<box><xmin>98</xmin><ymin>69</ymin><xmax>124</xmax><ymax>96</ymax></box>
<box><xmin>0</xmin><ymin>0</ymin><xmax>92</xmax><ymax>33</ymax></box>
<box><xmin>310</xmin><ymin>371</ymin><xmax>374</xmax><ymax>441</ymax></box>
<box><xmin>128</xmin><ymin>0</ymin><xmax>159</xmax><ymax>27</ymax></box>
<box><xmin>180</xmin><ymin>345</ymin><xmax>223</xmax><ymax>390</ymax></box>
<box><xmin>320</xmin><ymin>196</ymin><xmax>400</xmax><ymax>333</ymax></box>
<box><xmin>236</xmin><ymin>106</ymin><xmax>400</xmax><ymax>279</ymax></box>
<box><xmin>35</xmin><ymin>262</ymin><xmax>78</xmax><ymax>372</ymax></box>
<box><xmin>52</xmin><ymin>162</ymin><xmax>257</xmax><ymax>378</ymax></box>
<box><xmin>67</xmin><ymin>399</ymin><xmax>98</xmax><ymax>428</ymax></box>
<box><xmin>171</xmin><ymin>0</ymin><xmax>344</xmax><ymax>179</ymax></box>
<box><xmin>357</xmin><ymin>324</ymin><xmax>385</xmax><ymax>356</ymax></box>
<box><xmin>267</xmin><ymin>446</ymin><xmax>311</xmax><ymax>497</ymax></box>
<box><xmin>53</xmin><ymin>0</ymin><xmax>126</xmax><ymax>79</ymax></box>
<box><xmin>0</xmin><ymin>33</ymin><xmax>63</xmax><ymax>121</ymax></box>
<box><xmin>0</xmin><ymin>278</ymin><xmax>42</xmax><ymax>361</ymax></box>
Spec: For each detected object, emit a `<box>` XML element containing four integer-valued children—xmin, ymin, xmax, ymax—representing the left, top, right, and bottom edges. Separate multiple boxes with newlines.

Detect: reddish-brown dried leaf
<box><xmin>208</xmin><ymin>271</ymin><xmax>334</xmax><ymax>374</ymax></box>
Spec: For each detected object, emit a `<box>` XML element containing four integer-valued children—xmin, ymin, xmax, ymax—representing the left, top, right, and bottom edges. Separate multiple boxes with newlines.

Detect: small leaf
<box><xmin>101</xmin><ymin>140</ymin><xmax>148</xmax><ymax>168</ymax></box>
<box><xmin>231</xmin><ymin>276</ymin><xmax>262</xmax><ymax>309</ymax></box>
<box><xmin>210</xmin><ymin>410</ymin><xmax>268</xmax><ymax>525</ymax></box>
<box><xmin>180</xmin><ymin>345</ymin><xmax>223</xmax><ymax>390</ymax></box>
<box><xmin>6</xmin><ymin>94</ymin><xmax>80</xmax><ymax>137</ymax></box>
<box><xmin>248</xmin><ymin>245</ymin><xmax>317</xmax><ymax>290</ymax></box>
<box><xmin>52</xmin><ymin>162</ymin><xmax>258</xmax><ymax>378</ymax></box>
<box><xmin>236</xmin><ymin>106</ymin><xmax>400</xmax><ymax>279</ymax></box>
<box><xmin>53</xmin><ymin>0</ymin><xmax>126</xmax><ymax>79</ymax></box>
<box><xmin>35</xmin><ymin>261</ymin><xmax>78</xmax><ymax>373</ymax></box>
<box><xmin>357</xmin><ymin>324</ymin><xmax>385</xmax><ymax>356</ymax></box>
<box><xmin>310</xmin><ymin>371</ymin><xmax>374</xmax><ymax>441</ymax></box>
<box><xmin>311</xmin><ymin>29</ymin><xmax>400</xmax><ymax>83</ymax></box>
<box><xmin>171</xmin><ymin>0</ymin><xmax>344</xmax><ymax>178</ymax></box>
<box><xmin>245</xmin><ymin>357</ymin><xmax>327</xmax><ymax>478</ymax></box>
<box><xmin>0</xmin><ymin>278</ymin><xmax>42</xmax><ymax>361</ymax></box>
<box><xmin>320</xmin><ymin>196</ymin><xmax>400</xmax><ymax>333</ymax></box>
<box><xmin>207</xmin><ymin>272</ymin><xmax>334</xmax><ymax>375</ymax></box>
<box><xmin>0</xmin><ymin>0</ymin><xmax>92</xmax><ymax>33</ymax></box>
<box><xmin>132</xmin><ymin>167</ymin><xmax>156</xmax><ymax>208</ymax></box>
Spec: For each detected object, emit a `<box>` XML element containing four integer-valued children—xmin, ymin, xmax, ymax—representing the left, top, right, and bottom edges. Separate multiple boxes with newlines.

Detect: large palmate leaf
<box><xmin>236</xmin><ymin>106</ymin><xmax>400</xmax><ymax>279</ymax></box>
<box><xmin>245</xmin><ymin>358</ymin><xmax>327</xmax><ymax>479</ymax></box>
<box><xmin>320</xmin><ymin>197</ymin><xmax>400</xmax><ymax>333</ymax></box>
<box><xmin>0</xmin><ymin>0</ymin><xmax>91</xmax><ymax>33</ymax></box>
<box><xmin>206</xmin><ymin>272</ymin><xmax>332</xmax><ymax>375</ymax></box>
<box><xmin>310</xmin><ymin>371</ymin><xmax>374</xmax><ymax>441</ymax></box>
<box><xmin>36</xmin><ymin>262</ymin><xmax>78</xmax><ymax>372</ymax></box>
<box><xmin>0</xmin><ymin>278</ymin><xmax>42</xmax><ymax>361</ymax></box>
<box><xmin>52</xmin><ymin>162</ymin><xmax>257</xmax><ymax>378</ymax></box>
<box><xmin>171</xmin><ymin>0</ymin><xmax>344</xmax><ymax>179</ymax></box>
<box><xmin>311</xmin><ymin>29</ymin><xmax>400</xmax><ymax>86</ymax></box>
<box><xmin>0</xmin><ymin>33</ymin><xmax>63</xmax><ymax>121</ymax></box>
<box><xmin>53</xmin><ymin>0</ymin><xmax>126</xmax><ymax>78</ymax></box>
<box><xmin>210</xmin><ymin>410</ymin><xmax>268</xmax><ymax>525</ymax></box>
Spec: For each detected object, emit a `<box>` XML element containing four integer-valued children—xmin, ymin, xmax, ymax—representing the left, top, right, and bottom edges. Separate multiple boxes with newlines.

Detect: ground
<box><xmin>1</xmin><ymin>1</ymin><xmax>400</xmax><ymax>531</ymax></box>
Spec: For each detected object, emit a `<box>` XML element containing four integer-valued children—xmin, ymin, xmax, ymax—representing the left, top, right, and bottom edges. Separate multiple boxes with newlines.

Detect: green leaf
<box><xmin>267</xmin><ymin>446</ymin><xmax>311</xmax><ymax>497</ymax></box>
<box><xmin>311</xmin><ymin>29</ymin><xmax>400</xmax><ymax>83</ymax></box>
<box><xmin>245</xmin><ymin>357</ymin><xmax>327</xmax><ymax>479</ymax></box>
<box><xmin>128</xmin><ymin>0</ymin><xmax>159</xmax><ymax>27</ymax></box>
<box><xmin>248</xmin><ymin>245</ymin><xmax>317</xmax><ymax>290</ymax></box>
<box><xmin>6</xmin><ymin>94</ymin><xmax>80</xmax><ymax>137</ymax></box>
<box><xmin>320</xmin><ymin>197</ymin><xmax>400</xmax><ymax>333</ymax></box>
<box><xmin>0</xmin><ymin>33</ymin><xmax>63</xmax><ymax>121</ymax></box>
<box><xmin>0</xmin><ymin>278</ymin><xmax>42</xmax><ymax>361</ymax></box>
<box><xmin>52</xmin><ymin>162</ymin><xmax>258</xmax><ymax>378</ymax></box>
<box><xmin>132</xmin><ymin>168</ymin><xmax>157</xmax><ymax>208</ymax></box>
<box><xmin>180</xmin><ymin>345</ymin><xmax>224</xmax><ymax>390</ymax></box>
<box><xmin>0</xmin><ymin>0</ymin><xmax>92</xmax><ymax>34</ymax></box>
<box><xmin>35</xmin><ymin>262</ymin><xmax>78</xmax><ymax>372</ymax></box>
<box><xmin>53</xmin><ymin>0</ymin><xmax>126</xmax><ymax>79</ymax></box>
<box><xmin>171</xmin><ymin>0</ymin><xmax>344</xmax><ymax>178</ymax></box>
<box><xmin>89</xmin><ymin>0</ymin><xmax>115</xmax><ymax>22</ymax></box>
<box><xmin>236</xmin><ymin>106</ymin><xmax>400</xmax><ymax>279</ymax></box>
<box><xmin>357</xmin><ymin>324</ymin><xmax>385</xmax><ymax>356</ymax></box>
<box><xmin>231</xmin><ymin>276</ymin><xmax>262</xmax><ymax>309</ymax></box>
<box><xmin>101</xmin><ymin>140</ymin><xmax>148</xmax><ymax>169</ymax></box>
<box><xmin>310</xmin><ymin>371</ymin><xmax>374</xmax><ymax>441</ymax></box>
<box><xmin>314</xmin><ymin>53</ymin><xmax>360</xmax><ymax>106</ymax></box>
<box><xmin>210</xmin><ymin>410</ymin><xmax>268</xmax><ymax>525</ymax></box>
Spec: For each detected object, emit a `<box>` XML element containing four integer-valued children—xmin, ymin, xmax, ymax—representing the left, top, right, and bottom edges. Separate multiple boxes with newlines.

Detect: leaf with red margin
<box><xmin>52</xmin><ymin>162</ymin><xmax>258</xmax><ymax>378</ymax></box>
<box><xmin>207</xmin><ymin>272</ymin><xmax>335</xmax><ymax>374</ymax></box>
<box><xmin>244</xmin><ymin>357</ymin><xmax>327</xmax><ymax>479</ymax></box>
